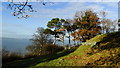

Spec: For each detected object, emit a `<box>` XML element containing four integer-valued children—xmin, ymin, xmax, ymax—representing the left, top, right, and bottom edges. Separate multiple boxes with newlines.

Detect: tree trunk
<box><xmin>62</xmin><ymin>34</ymin><xmax>66</xmax><ymax>50</ymax></box>
<box><xmin>53</xmin><ymin>35</ymin><xmax>56</xmax><ymax>45</ymax></box>
<box><xmin>74</xmin><ymin>36</ymin><xmax>76</xmax><ymax>47</ymax></box>
<box><xmin>106</xmin><ymin>28</ymin><xmax>109</xmax><ymax>33</ymax></box>
<box><xmin>68</xmin><ymin>33</ymin><xmax>71</xmax><ymax>49</ymax></box>
<box><xmin>82</xmin><ymin>36</ymin><xmax>86</xmax><ymax>42</ymax></box>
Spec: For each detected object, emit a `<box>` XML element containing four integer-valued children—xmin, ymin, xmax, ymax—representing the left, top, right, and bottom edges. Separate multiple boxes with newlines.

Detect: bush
<box><xmin>45</xmin><ymin>44</ymin><xmax>64</xmax><ymax>54</ymax></box>
<box><xmin>26</xmin><ymin>44</ymin><xmax>64</xmax><ymax>57</ymax></box>
<box><xmin>2</xmin><ymin>49</ymin><xmax>23</xmax><ymax>63</ymax></box>
<box><xmin>24</xmin><ymin>53</ymin><xmax>38</xmax><ymax>58</ymax></box>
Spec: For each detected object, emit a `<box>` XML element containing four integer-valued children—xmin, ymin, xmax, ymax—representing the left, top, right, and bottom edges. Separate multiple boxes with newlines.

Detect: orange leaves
<box><xmin>71</xmin><ymin>33</ymin><xmax>76</xmax><ymax>37</ymax></box>
<box><xmin>81</xmin><ymin>21</ymin><xmax>88</xmax><ymax>24</ymax></box>
<box><xmin>88</xmin><ymin>30</ymin><xmax>97</xmax><ymax>34</ymax></box>
<box><xmin>75</xmin><ymin>37</ymin><xmax>80</xmax><ymax>40</ymax></box>
<box><xmin>74</xmin><ymin>18</ymin><xmax>79</xmax><ymax>23</ymax></box>
<box><xmin>70</xmin><ymin>10</ymin><xmax>102</xmax><ymax>42</ymax></box>
<box><xmin>56</xmin><ymin>28</ymin><xmax>65</xmax><ymax>32</ymax></box>
<box><xmin>78</xmin><ymin>29</ymin><xmax>88</xmax><ymax>35</ymax></box>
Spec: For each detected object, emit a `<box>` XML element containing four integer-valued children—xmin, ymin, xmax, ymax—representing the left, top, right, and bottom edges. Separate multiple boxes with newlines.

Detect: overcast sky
<box><xmin>1</xmin><ymin>2</ymin><xmax>118</xmax><ymax>39</ymax></box>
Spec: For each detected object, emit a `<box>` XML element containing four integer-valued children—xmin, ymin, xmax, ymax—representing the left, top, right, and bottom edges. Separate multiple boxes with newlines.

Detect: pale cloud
<box><xmin>30</xmin><ymin>2</ymin><xmax>117</xmax><ymax>20</ymax></box>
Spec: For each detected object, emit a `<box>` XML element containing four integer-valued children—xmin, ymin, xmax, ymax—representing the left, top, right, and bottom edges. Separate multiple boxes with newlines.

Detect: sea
<box><xmin>1</xmin><ymin>38</ymin><xmax>75</xmax><ymax>54</ymax></box>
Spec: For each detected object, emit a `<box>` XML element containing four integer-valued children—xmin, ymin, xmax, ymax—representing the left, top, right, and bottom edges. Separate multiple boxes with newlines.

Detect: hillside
<box><xmin>34</xmin><ymin>31</ymin><xmax>120</xmax><ymax>66</ymax></box>
<box><xmin>2</xmin><ymin>31</ymin><xmax>120</xmax><ymax>68</ymax></box>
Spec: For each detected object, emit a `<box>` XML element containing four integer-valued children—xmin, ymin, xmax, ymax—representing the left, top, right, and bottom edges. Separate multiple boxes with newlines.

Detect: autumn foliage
<box><xmin>71</xmin><ymin>10</ymin><xmax>101</xmax><ymax>42</ymax></box>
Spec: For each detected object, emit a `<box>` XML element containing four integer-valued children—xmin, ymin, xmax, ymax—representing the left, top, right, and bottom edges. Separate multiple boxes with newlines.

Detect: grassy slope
<box><xmin>34</xmin><ymin>31</ymin><xmax>120</xmax><ymax>67</ymax></box>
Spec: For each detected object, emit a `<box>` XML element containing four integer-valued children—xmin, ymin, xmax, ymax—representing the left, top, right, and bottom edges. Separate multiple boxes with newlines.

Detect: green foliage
<box><xmin>118</xmin><ymin>19</ymin><xmax>120</xmax><ymax>22</ymax></box>
<box><xmin>43</xmin><ymin>28</ymin><xmax>54</xmax><ymax>35</ymax></box>
<box><xmin>45</xmin><ymin>18</ymin><xmax>66</xmax><ymax>45</ymax></box>
<box><xmin>47</xmin><ymin>18</ymin><xmax>62</xmax><ymax>29</ymax></box>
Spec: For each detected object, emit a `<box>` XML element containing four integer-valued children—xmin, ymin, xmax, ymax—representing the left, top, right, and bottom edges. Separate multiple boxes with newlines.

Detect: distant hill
<box><xmin>35</xmin><ymin>31</ymin><xmax>120</xmax><ymax>66</ymax></box>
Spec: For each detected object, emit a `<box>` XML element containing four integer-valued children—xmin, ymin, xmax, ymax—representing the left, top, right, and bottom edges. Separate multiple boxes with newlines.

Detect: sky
<box><xmin>1</xmin><ymin>2</ymin><xmax>118</xmax><ymax>39</ymax></box>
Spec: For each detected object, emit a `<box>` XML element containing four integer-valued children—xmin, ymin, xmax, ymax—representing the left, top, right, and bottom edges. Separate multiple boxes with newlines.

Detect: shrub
<box><xmin>2</xmin><ymin>49</ymin><xmax>23</xmax><ymax>63</ymax></box>
<box><xmin>25</xmin><ymin>44</ymin><xmax>64</xmax><ymax>57</ymax></box>
<box><xmin>45</xmin><ymin>44</ymin><xmax>64</xmax><ymax>54</ymax></box>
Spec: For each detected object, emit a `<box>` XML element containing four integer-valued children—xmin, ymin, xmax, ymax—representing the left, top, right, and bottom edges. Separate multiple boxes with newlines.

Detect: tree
<box><xmin>44</xmin><ymin>18</ymin><xmax>62</xmax><ymax>45</ymax></box>
<box><xmin>100</xmin><ymin>11</ymin><xmax>117</xmax><ymax>33</ymax></box>
<box><xmin>56</xmin><ymin>19</ymin><xmax>66</xmax><ymax>49</ymax></box>
<box><xmin>99</xmin><ymin>11</ymin><xmax>107</xmax><ymax>34</ymax></box>
<box><xmin>102</xmin><ymin>19</ymin><xmax>112</xmax><ymax>33</ymax></box>
<box><xmin>118</xmin><ymin>19</ymin><xmax>120</xmax><ymax>31</ymax></box>
<box><xmin>73</xmin><ymin>9</ymin><xmax>101</xmax><ymax>42</ymax></box>
<box><xmin>56</xmin><ymin>19</ymin><xmax>74</xmax><ymax>49</ymax></box>
<box><xmin>64</xmin><ymin>19</ymin><xmax>73</xmax><ymax>49</ymax></box>
<box><xmin>118</xmin><ymin>19</ymin><xmax>120</xmax><ymax>22</ymax></box>
<box><xmin>71</xmin><ymin>21</ymin><xmax>78</xmax><ymax>46</ymax></box>
<box><xmin>26</xmin><ymin>27</ymin><xmax>51</xmax><ymax>56</ymax></box>
<box><xmin>7</xmin><ymin>0</ymin><xmax>35</xmax><ymax>18</ymax></box>
<box><xmin>106</xmin><ymin>19</ymin><xmax>118</xmax><ymax>33</ymax></box>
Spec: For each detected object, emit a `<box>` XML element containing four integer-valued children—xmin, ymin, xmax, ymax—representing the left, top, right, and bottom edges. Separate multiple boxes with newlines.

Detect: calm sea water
<box><xmin>1</xmin><ymin>38</ymin><xmax>75</xmax><ymax>53</ymax></box>
<box><xmin>2</xmin><ymin>38</ymin><xmax>31</xmax><ymax>53</ymax></box>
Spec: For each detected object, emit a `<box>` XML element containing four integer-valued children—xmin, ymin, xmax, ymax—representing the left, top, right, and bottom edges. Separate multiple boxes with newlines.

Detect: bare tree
<box><xmin>7</xmin><ymin>0</ymin><xmax>35</xmax><ymax>18</ymax></box>
<box><xmin>7</xmin><ymin>0</ymin><xmax>53</xmax><ymax>18</ymax></box>
<box><xmin>100</xmin><ymin>11</ymin><xmax>107</xmax><ymax>34</ymax></box>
